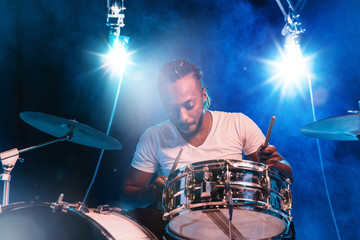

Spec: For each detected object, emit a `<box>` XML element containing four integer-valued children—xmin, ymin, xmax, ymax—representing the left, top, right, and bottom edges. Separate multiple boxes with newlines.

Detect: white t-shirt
<box><xmin>131</xmin><ymin>111</ymin><xmax>265</xmax><ymax>177</ymax></box>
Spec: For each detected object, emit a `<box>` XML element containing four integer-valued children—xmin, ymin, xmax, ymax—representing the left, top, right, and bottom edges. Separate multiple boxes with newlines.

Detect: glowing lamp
<box><xmin>263</xmin><ymin>36</ymin><xmax>311</xmax><ymax>98</ymax></box>
<box><xmin>106</xmin><ymin>35</ymin><xmax>130</xmax><ymax>75</ymax></box>
<box><xmin>280</xmin><ymin>38</ymin><xmax>308</xmax><ymax>84</ymax></box>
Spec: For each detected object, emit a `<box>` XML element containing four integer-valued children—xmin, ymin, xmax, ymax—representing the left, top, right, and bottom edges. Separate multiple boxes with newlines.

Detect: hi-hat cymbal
<box><xmin>300</xmin><ymin>114</ymin><xmax>360</xmax><ymax>141</ymax></box>
<box><xmin>20</xmin><ymin>111</ymin><xmax>122</xmax><ymax>150</ymax></box>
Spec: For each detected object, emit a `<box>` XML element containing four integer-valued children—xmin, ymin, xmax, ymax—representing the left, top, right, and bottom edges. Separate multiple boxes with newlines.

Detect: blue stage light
<box><xmin>280</xmin><ymin>39</ymin><xmax>307</xmax><ymax>84</ymax></box>
<box><xmin>106</xmin><ymin>35</ymin><xmax>130</xmax><ymax>76</ymax></box>
<box><xmin>262</xmin><ymin>37</ymin><xmax>312</xmax><ymax>98</ymax></box>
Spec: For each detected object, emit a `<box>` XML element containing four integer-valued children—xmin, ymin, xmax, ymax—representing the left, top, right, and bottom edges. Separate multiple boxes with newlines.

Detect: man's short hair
<box><xmin>157</xmin><ymin>59</ymin><xmax>210</xmax><ymax>109</ymax></box>
<box><xmin>157</xmin><ymin>59</ymin><xmax>203</xmax><ymax>90</ymax></box>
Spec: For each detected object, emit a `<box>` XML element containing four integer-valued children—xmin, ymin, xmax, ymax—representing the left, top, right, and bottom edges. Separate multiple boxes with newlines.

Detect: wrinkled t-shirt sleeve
<box><xmin>131</xmin><ymin>128</ymin><xmax>159</xmax><ymax>173</ymax></box>
<box><xmin>239</xmin><ymin>114</ymin><xmax>266</xmax><ymax>156</ymax></box>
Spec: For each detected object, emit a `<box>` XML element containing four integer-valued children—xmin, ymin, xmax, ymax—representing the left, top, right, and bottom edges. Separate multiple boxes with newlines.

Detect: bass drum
<box><xmin>0</xmin><ymin>202</ymin><xmax>158</xmax><ymax>240</ymax></box>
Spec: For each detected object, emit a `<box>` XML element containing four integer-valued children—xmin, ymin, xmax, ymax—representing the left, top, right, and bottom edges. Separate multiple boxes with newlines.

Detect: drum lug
<box><xmin>201</xmin><ymin>181</ymin><xmax>214</xmax><ymax>200</ymax></box>
<box><xmin>50</xmin><ymin>193</ymin><xmax>65</xmax><ymax>213</ymax></box>
<box><xmin>185</xmin><ymin>168</ymin><xmax>194</xmax><ymax>206</ymax></box>
<box><xmin>261</xmin><ymin>168</ymin><xmax>271</xmax><ymax>207</ymax></box>
<box><xmin>282</xmin><ymin>181</ymin><xmax>293</xmax><ymax>211</ymax></box>
<box><xmin>95</xmin><ymin>204</ymin><xmax>110</xmax><ymax>213</ymax></box>
<box><xmin>163</xmin><ymin>204</ymin><xmax>186</xmax><ymax>221</ymax></box>
<box><xmin>201</xmin><ymin>167</ymin><xmax>213</xmax><ymax>200</ymax></box>
<box><xmin>74</xmin><ymin>202</ymin><xmax>89</xmax><ymax>213</ymax></box>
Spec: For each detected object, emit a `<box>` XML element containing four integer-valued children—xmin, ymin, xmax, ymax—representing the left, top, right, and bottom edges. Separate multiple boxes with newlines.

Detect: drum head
<box><xmin>168</xmin><ymin>209</ymin><xmax>286</xmax><ymax>240</ymax></box>
<box><xmin>0</xmin><ymin>202</ymin><xmax>157</xmax><ymax>240</ymax></box>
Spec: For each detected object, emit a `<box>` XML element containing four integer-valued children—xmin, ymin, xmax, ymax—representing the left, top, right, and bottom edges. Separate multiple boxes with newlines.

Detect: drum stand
<box><xmin>0</xmin><ymin>132</ymin><xmax>73</xmax><ymax>206</ymax></box>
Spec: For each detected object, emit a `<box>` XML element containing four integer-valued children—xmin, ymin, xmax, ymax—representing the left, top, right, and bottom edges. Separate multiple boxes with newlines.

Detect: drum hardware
<box><xmin>282</xmin><ymin>179</ymin><xmax>293</xmax><ymax>221</ymax></box>
<box><xmin>347</xmin><ymin>100</ymin><xmax>360</xmax><ymax>114</ymax></box>
<box><xmin>200</xmin><ymin>166</ymin><xmax>213</xmax><ymax>199</ymax></box>
<box><xmin>185</xmin><ymin>166</ymin><xmax>192</xmax><ymax>206</ymax></box>
<box><xmin>50</xmin><ymin>193</ymin><xmax>65</xmax><ymax>213</ymax></box>
<box><xmin>0</xmin><ymin>148</ymin><xmax>20</xmax><ymax>206</ymax></box>
<box><xmin>264</xmin><ymin>166</ymin><xmax>271</xmax><ymax>209</ymax></box>
<box><xmin>162</xmin><ymin>205</ymin><xmax>186</xmax><ymax>221</ymax></box>
<box><xmin>0</xmin><ymin>130</ymin><xmax>74</xmax><ymax>206</ymax></box>
<box><xmin>0</xmin><ymin>111</ymin><xmax>122</xmax><ymax>207</ymax></box>
<box><xmin>224</xmin><ymin>160</ymin><xmax>235</xmax><ymax>240</ymax></box>
<box><xmin>49</xmin><ymin>193</ymin><xmax>90</xmax><ymax>215</ymax></box>
<box><xmin>94</xmin><ymin>204</ymin><xmax>122</xmax><ymax>214</ymax></box>
<box><xmin>95</xmin><ymin>204</ymin><xmax>111</xmax><ymax>213</ymax></box>
<box><xmin>72</xmin><ymin>201</ymin><xmax>89</xmax><ymax>213</ymax></box>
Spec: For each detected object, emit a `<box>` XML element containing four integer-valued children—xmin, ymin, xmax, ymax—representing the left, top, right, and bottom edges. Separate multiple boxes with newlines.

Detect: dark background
<box><xmin>1</xmin><ymin>0</ymin><xmax>359</xmax><ymax>239</ymax></box>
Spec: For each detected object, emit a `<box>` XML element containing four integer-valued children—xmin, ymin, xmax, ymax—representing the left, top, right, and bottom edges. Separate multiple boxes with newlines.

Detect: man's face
<box><xmin>159</xmin><ymin>74</ymin><xmax>206</xmax><ymax>137</ymax></box>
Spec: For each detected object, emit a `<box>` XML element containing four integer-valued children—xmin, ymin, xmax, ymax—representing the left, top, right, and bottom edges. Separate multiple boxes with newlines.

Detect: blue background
<box><xmin>0</xmin><ymin>0</ymin><xmax>359</xmax><ymax>239</ymax></box>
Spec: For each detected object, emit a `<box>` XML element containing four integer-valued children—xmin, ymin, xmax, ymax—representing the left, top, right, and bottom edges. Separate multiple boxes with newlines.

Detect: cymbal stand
<box><xmin>348</xmin><ymin>101</ymin><xmax>360</xmax><ymax>142</ymax></box>
<box><xmin>0</xmin><ymin>129</ymin><xmax>73</xmax><ymax>206</ymax></box>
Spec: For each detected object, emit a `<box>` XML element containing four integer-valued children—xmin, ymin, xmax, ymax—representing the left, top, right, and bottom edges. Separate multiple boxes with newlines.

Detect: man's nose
<box><xmin>179</xmin><ymin>108</ymin><xmax>189</xmax><ymax>122</ymax></box>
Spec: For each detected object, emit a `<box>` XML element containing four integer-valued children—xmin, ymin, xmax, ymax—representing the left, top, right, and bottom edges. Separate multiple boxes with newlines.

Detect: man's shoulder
<box><xmin>211</xmin><ymin>110</ymin><xmax>246</xmax><ymax>120</ymax></box>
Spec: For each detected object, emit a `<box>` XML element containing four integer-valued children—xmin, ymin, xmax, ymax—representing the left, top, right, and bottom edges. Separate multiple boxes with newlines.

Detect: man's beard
<box><xmin>178</xmin><ymin>111</ymin><xmax>205</xmax><ymax>139</ymax></box>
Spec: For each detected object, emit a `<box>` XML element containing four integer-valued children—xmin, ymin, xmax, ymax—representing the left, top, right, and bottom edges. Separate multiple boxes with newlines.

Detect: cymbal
<box><xmin>300</xmin><ymin>114</ymin><xmax>360</xmax><ymax>141</ymax></box>
<box><xmin>20</xmin><ymin>112</ymin><xmax>122</xmax><ymax>150</ymax></box>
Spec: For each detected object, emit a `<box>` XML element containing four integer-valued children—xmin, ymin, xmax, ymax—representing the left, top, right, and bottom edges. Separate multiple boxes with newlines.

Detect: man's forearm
<box><xmin>121</xmin><ymin>185</ymin><xmax>155</xmax><ymax>209</ymax></box>
<box><xmin>272</xmin><ymin>160</ymin><xmax>294</xmax><ymax>183</ymax></box>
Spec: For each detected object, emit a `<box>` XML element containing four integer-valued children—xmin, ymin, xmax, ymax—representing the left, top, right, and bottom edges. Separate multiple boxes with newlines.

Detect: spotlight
<box><xmin>261</xmin><ymin>36</ymin><xmax>311</xmax><ymax>98</ymax></box>
<box><xmin>106</xmin><ymin>35</ymin><xmax>130</xmax><ymax>75</ymax></box>
<box><xmin>277</xmin><ymin>36</ymin><xmax>308</xmax><ymax>92</ymax></box>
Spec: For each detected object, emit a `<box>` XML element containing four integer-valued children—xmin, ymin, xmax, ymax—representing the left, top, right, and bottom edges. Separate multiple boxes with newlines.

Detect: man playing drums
<box><xmin>121</xmin><ymin>59</ymin><xmax>294</xmax><ymax>239</ymax></box>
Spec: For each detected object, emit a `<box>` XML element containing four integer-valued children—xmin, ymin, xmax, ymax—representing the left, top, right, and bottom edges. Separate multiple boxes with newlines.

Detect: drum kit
<box><xmin>0</xmin><ymin>109</ymin><xmax>358</xmax><ymax>239</ymax></box>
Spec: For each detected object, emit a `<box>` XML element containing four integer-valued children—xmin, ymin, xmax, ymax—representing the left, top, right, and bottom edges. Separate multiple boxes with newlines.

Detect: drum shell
<box><xmin>0</xmin><ymin>202</ymin><xmax>158</xmax><ymax>240</ymax></box>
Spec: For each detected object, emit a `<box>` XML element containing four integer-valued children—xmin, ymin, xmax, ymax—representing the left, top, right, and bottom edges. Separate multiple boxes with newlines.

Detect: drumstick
<box><xmin>264</xmin><ymin>116</ymin><xmax>276</xmax><ymax>148</ymax></box>
<box><xmin>169</xmin><ymin>148</ymin><xmax>183</xmax><ymax>176</ymax></box>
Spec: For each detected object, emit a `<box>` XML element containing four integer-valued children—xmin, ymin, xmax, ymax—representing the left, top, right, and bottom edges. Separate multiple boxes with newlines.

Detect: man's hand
<box><xmin>248</xmin><ymin>144</ymin><xmax>293</xmax><ymax>182</ymax></box>
<box><xmin>152</xmin><ymin>176</ymin><xmax>167</xmax><ymax>201</ymax></box>
<box><xmin>256</xmin><ymin>144</ymin><xmax>283</xmax><ymax>167</ymax></box>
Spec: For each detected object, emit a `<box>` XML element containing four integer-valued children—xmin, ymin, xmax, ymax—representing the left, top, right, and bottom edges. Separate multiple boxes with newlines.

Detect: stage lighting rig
<box><xmin>107</xmin><ymin>0</ymin><xmax>127</xmax><ymax>47</ymax></box>
<box><xmin>263</xmin><ymin>0</ymin><xmax>309</xmax><ymax>97</ymax></box>
<box><xmin>105</xmin><ymin>0</ymin><xmax>130</xmax><ymax>75</ymax></box>
<box><xmin>275</xmin><ymin>0</ymin><xmax>306</xmax><ymax>39</ymax></box>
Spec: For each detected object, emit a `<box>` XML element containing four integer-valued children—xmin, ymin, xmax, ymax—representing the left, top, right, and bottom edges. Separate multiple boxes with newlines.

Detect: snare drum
<box><xmin>0</xmin><ymin>202</ymin><xmax>158</xmax><ymax>240</ymax></box>
<box><xmin>162</xmin><ymin>159</ymin><xmax>292</xmax><ymax>240</ymax></box>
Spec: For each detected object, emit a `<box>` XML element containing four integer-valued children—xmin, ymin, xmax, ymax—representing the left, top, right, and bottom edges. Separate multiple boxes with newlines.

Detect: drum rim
<box><xmin>166</xmin><ymin>222</ymin><xmax>290</xmax><ymax>240</ymax></box>
<box><xmin>166</xmin><ymin>205</ymin><xmax>291</xmax><ymax>240</ymax></box>
<box><xmin>165</xmin><ymin>200</ymin><xmax>290</xmax><ymax>223</ymax></box>
<box><xmin>168</xmin><ymin>159</ymin><xmax>290</xmax><ymax>183</ymax></box>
